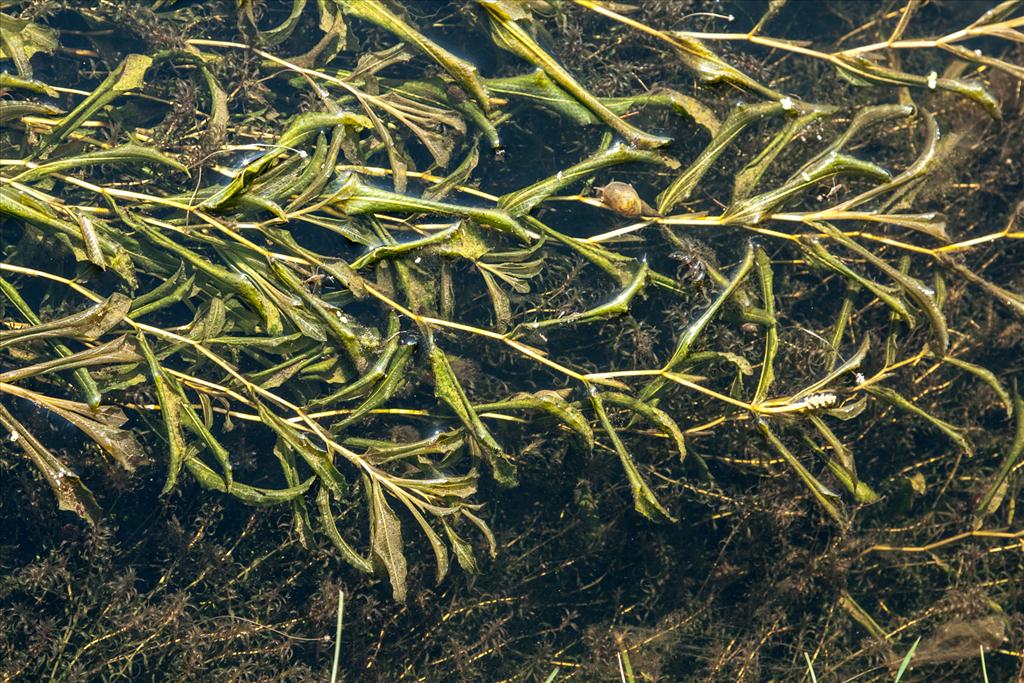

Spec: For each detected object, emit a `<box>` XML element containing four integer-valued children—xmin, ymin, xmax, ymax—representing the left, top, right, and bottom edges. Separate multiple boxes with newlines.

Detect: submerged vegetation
<box><xmin>1</xmin><ymin>0</ymin><xmax>1022</xmax><ymax>679</ymax></box>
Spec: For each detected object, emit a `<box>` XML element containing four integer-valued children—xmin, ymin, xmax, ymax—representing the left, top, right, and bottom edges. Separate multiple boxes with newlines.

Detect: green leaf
<box><xmin>0</xmin><ymin>292</ymin><xmax>131</xmax><ymax>348</ymax></box>
<box><xmin>601</xmin><ymin>391</ymin><xmax>687</xmax><ymax>463</ymax></box>
<box><xmin>758</xmin><ymin>421</ymin><xmax>848</xmax><ymax>527</ymax></box>
<box><xmin>862</xmin><ymin>385</ymin><xmax>972</xmax><ymax>456</ymax></box>
<box><xmin>137</xmin><ymin>332</ymin><xmax>189</xmax><ymax>493</ymax></box>
<box><xmin>0</xmin><ymin>13</ymin><xmax>58</xmax><ymax>78</ymax></box>
<box><xmin>658</xmin><ymin>101</ymin><xmax>785</xmax><ymax>214</ymax></box>
<box><xmin>640</xmin><ymin>241</ymin><xmax>755</xmax><ymax>402</ymax></box>
<box><xmin>39</xmin><ymin>53</ymin><xmax>153</xmax><ymax>154</ymax></box>
<box><xmin>974</xmin><ymin>393</ymin><xmax>1024</xmax><ymax>525</ymax></box>
<box><xmin>443</xmin><ymin>521</ymin><xmax>479</xmax><ymax>574</ymax></box>
<box><xmin>0</xmin><ymin>334</ymin><xmax>139</xmax><ymax>383</ymax></box>
<box><xmin>187</xmin><ymin>455</ymin><xmax>314</xmax><ymax>506</ymax></box>
<box><xmin>590</xmin><ymin>389</ymin><xmax>675</xmax><ymax>523</ymax></box>
<box><xmin>316</xmin><ymin>486</ymin><xmax>374</xmax><ymax>572</ymax></box>
<box><xmin>400</xmin><ymin>497</ymin><xmax>450</xmax><ymax>584</ymax></box>
<box><xmin>14</xmin><ymin>143</ymin><xmax>188</xmax><ymax>183</ymax></box>
<box><xmin>367</xmin><ymin>475</ymin><xmax>408</xmax><ymax>602</ymax></box>
<box><xmin>429</xmin><ymin>341</ymin><xmax>517</xmax><ymax>486</ymax></box>
<box><xmin>479</xmin><ymin>0</ymin><xmax>669</xmax><ymax>149</ymax></box>
<box><xmin>476</xmin><ymin>390</ymin><xmax>594</xmax><ymax>449</ymax></box>
<box><xmin>0</xmin><ymin>383</ymin><xmax>144</xmax><ymax>472</ymax></box>
<box><xmin>336</xmin><ymin>0</ymin><xmax>492</xmax><ymax>113</ymax></box>
<box><xmin>0</xmin><ymin>403</ymin><xmax>102</xmax><ymax>526</ymax></box>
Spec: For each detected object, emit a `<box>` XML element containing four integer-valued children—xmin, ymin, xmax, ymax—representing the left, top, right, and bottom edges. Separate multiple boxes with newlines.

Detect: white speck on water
<box><xmin>801</xmin><ymin>171</ymin><xmax>812</xmax><ymax>182</ymax></box>
<box><xmin>780</xmin><ymin>97</ymin><xmax>794</xmax><ymax>111</ymax></box>
<box><xmin>927</xmin><ymin>71</ymin><xmax>938</xmax><ymax>90</ymax></box>
<box><xmin>414</xmin><ymin>256</ymin><xmax>422</xmax><ymax>264</ymax></box>
<box><xmin>8</xmin><ymin>431</ymin><xmax>18</xmax><ymax>442</ymax></box>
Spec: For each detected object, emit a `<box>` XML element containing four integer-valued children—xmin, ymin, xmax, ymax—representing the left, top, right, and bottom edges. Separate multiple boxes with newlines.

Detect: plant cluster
<box><xmin>1</xmin><ymin>0</ymin><xmax>1022</xmax><ymax>680</ymax></box>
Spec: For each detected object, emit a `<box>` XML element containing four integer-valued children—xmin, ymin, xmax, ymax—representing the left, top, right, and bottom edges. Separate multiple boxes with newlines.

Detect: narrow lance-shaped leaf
<box><xmin>833</xmin><ymin>53</ymin><xmax>1000</xmax><ymax>119</ymax></box>
<box><xmin>0</xmin><ymin>275</ymin><xmax>102</xmax><ymax>407</ymax></box>
<box><xmin>862</xmin><ymin>385</ymin><xmax>973</xmax><ymax>455</ymax></box>
<box><xmin>640</xmin><ymin>242</ymin><xmax>755</xmax><ymax>402</ymax></box>
<box><xmin>0</xmin><ymin>382</ymin><xmax>145</xmax><ymax>472</ymax></box>
<box><xmin>974</xmin><ymin>393</ymin><xmax>1024</xmax><ymax>525</ymax></box>
<box><xmin>275</xmin><ymin>442</ymin><xmax>316</xmax><ymax>549</ymax></box>
<box><xmin>186</xmin><ymin>452</ymin><xmax>315</xmax><ymax>506</ymax></box>
<box><xmin>786</xmin><ymin>336</ymin><xmax>870</xmax><ymax>404</ymax></box>
<box><xmin>805</xmin><ymin>415</ymin><xmax>880</xmax><ymax>504</ymax></box>
<box><xmin>336</xmin><ymin>174</ymin><xmax>531</xmax><ymax>242</ymax></box>
<box><xmin>0</xmin><ymin>403</ymin><xmax>102</xmax><ymax>526</ymax></box>
<box><xmin>811</xmin><ymin>220</ymin><xmax>948</xmax><ymax>354</ymax></box>
<box><xmin>367</xmin><ymin>474</ymin><xmax>409</xmax><ymax>602</ymax></box>
<box><xmin>0</xmin><ymin>292</ymin><xmax>131</xmax><ymax>348</ymax></box>
<box><xmin>590</xmin><ymin>388</ymin><xmax>675</xmax><ymax>523</ymax></box>
<box><xmin>800</xmin><ymin>238</ymin><xmax>915</xmax><ymax>324</ymax></box>
<box><xmin>832</xmin><ymin>111</ymin><xmax>940</xmax><ymax>212</ymax></box>
<box><xmin>429</xmin><ymin>341</ymin><xmax>518</xmax><ymax>486</ymax></box>
<box><xmin>117</xmin><ymin>207</ymin><xmax>283</xmax><ymax>335</ymax></box>
<box><xmin>317</xmin><ymin>486</ymin><xmax>374</xmax><ymax>573</ymax></box>
<box><xmin>311</xmin><ymin>313</ymin><xmax>401</xmax><ymax>407</ymax></box>
<box><xmin>667</xmin><ymin>32</ymin><xmax>783</xmax><ymax>99</ymax></box>
<box><xmin>724</xmin><ymin>152</ymin><xmax>892</xmax><ymax>225</ymax></box>
<box><xmin>398</xmin><ymin>495</ymin><xmax>450</xmax><ymax>584</ymax></box>
<box><xmin>37</xmin><ymin>54</ymin><xmax>153</xmax><ymax>155</ymax></box>
<box><xmin>601</xmin><ymin>391</ymin><xmax>686</xmax><ymax>463</ymax></box>
<box><xmin>336</xmin><ymin>0</ymin><xmax>492</xmax><ymax>114</ymax></box>
<box><xmin>758</xmin><ymin>421</ymin><xmax>848</xmax><ymax>527</ymax></box>
<box><xmin>476</xmin><ymin>390</ymin><xmax>594</xmax><ymax>449</ymax></box>
<box><xmin>443</xmin><ymin>521</ymin><xmax>479</xmax><ymax>574</ymax></box>
<box><xmin>658</xmin><ymin>101</ymin><xmax>785</xmax><ymax>214</ymax></box>
<box><xmin>201</xmin><ymin>111</ymin><xmax>370</xmax><ymax>211</ymax></box>
<box><xmin>499</xmin><ymin>143</ymin><xmax>671</xmax><ymax>217</ymax></box>
<box><xmin>733</xmin><ymin>108</ymin><xmax>833</xmax><ymax>201</ymax></box>
<box><xmin>752</xmin><ymin>247</ymin><xmax>777</xmax><ymax>404</ymax></box>
<box><xmin>137</xmin><ymin>332</ymin><xmax>189</xmax><ymax>493</ymax></box>
<box><xmin>256</xmin><ymin>401</ymin><xmax>348</xmax><ymax>494</ymax></box>
<box><xmin>479</xmin><ymin>0</ymin><xmax>670</xmax><ymax>150</ymax></box>
<box><xmin>332</xmin><ymin>342</ymin><xmax>414</xmax><ymax>429</ymax></box>
<box><xmin>13</xmin><ymin>143</ymin><xmax>188</xmax><ymax>183</ymax></box>
<box><xmin>515</xmin><ymin>259</ymin><xmax>648</xmax><ymax>333</ymax></box>
<box><xmin>941</xmin><ymin>356</ymin><xmax>1013</xmax><ymax>418</ymax></box>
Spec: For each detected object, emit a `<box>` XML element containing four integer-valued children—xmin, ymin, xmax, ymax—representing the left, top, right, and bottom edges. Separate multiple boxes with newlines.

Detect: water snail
<box><xmin>594</xmin><ymin>181</ymin><xmax>658</xmax><ymax>218</ymax></box>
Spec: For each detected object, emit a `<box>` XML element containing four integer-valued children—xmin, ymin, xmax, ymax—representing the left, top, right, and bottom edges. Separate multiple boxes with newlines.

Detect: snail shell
<box><xmin>595</xmin><ymin>181</ymin><xmax>657</xmax><ymax>217</ymax></box>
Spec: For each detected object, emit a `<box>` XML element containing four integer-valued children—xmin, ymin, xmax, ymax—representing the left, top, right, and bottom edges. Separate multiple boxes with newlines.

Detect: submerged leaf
<box><xmin>38</xmin><ymin>53</ymin><xmax>153</xmax><ymax>154</ymax></box>
<box><xmin>367</xmin><ymin>475</ymin><xmax>409</xmax><ymax>602</ymax></box>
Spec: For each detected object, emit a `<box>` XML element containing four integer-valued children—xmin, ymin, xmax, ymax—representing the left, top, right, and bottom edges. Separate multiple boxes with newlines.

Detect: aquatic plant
<box><xmin>1</xmin><ymin>0</ymin><xmax>1022</xmax><ymax>679</ymax></box>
